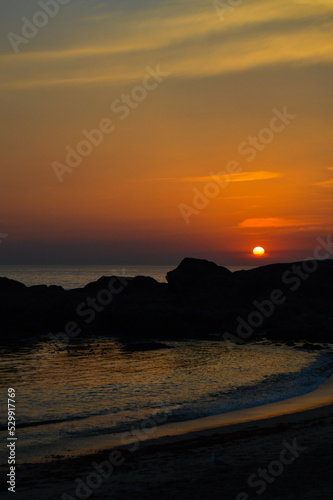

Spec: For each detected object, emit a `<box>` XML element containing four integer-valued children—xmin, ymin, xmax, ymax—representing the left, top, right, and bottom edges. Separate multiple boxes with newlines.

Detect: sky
<box><xmin>0</xmin><ymin>0</ymin><xmax>333</xmax><ymax>265</ymax></box>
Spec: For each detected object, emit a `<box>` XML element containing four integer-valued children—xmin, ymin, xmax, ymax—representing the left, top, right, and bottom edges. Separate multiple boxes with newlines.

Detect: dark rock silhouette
<box><xmin>1</xmin><ymin>258</ymin><xmax>333</xmax><ymax>343</ymax></box>
<box><xmin>167</xmin><ymin>257</ymin><xmax>231</xmax><ymax>291</ymax></box>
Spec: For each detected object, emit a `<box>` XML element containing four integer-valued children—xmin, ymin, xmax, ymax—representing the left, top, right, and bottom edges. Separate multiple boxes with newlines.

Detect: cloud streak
<box><xmin>157</xmin><ymin>171</ymin><xmax>282</xmax><ymax>183</ymax></box>
<box><xmin>239</xmin><ymin>217</ymin><xmax>332</xmax><ymax>229</ymax></box>
<box><xmin>1</xmin><ymin>0</ymin><xmax>333</xmax><ymax>89</ymax></box>
<box><xmin>315</xmin><ymin>166</ymin><xmax>333</xmax><ymax>187</ymax></box>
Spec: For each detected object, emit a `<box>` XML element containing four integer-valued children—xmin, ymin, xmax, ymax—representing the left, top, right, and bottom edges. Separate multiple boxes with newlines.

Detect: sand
<box><xmin>2</xmin><ymin>376</ymin><xmax>333</xmax><ymax>500</ymax></box>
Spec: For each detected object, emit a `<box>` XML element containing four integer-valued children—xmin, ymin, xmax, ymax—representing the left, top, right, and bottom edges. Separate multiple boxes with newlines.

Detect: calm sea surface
<box><xmin>0</xmin><ymin>339</ymin><xmax>332</xmax><ymax>463</ymax></box>
<box><xmin>0</xmin><ymin>264</ymin><xmax>252</xmax><ymax>288</ymax></box>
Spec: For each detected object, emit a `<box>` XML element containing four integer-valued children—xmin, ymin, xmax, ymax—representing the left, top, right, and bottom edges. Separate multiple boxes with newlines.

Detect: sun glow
<box><xmin>253</xmin><ymin>246</ymin><xmax>265</xmax><ymax>256</ymax></box>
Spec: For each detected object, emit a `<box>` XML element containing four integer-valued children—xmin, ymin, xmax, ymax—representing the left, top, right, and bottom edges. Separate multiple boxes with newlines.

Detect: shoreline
<box><xmin>21</xmin><ymin>370</ymin><xmax>333</xmax><ymax>465</ymax></box>
<box><xmin>67</xmin><ymin>371</ymin><xmax>333</xmax><ymax>460</ymax></box>
<box><xmin>10</xmin><ymin>374</ymin><xmax>333</xmax><ymax>500</ymax></box>
<box><xmin>4</xmin><ymin>340</ymin><xmax>331</xmax><ymax>467</ymax></box>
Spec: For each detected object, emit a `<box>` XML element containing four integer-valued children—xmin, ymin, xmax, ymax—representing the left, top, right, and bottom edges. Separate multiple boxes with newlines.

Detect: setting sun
<box><xmin>253</xmin><ymin>246</ymin><xmax>265</xmax><ymax>256</ymax></box>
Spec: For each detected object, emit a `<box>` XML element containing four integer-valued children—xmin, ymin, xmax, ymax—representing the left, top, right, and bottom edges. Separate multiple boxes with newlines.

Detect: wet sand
<box><xmin>2</xmin><ymin>376</ymin><xmax>333</xmax><ymax>500</ymax></box>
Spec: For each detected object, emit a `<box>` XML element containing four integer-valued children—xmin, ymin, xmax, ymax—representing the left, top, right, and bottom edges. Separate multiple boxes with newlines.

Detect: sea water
<box><xmin>0</xmin><ymin>264</ymin><xmax>253</xmax><ymax>288</ymax></box>
<box><xmin>0</xmin><ymin>338</ymin><xmax>332</xmax><ymax>463</ymax></box>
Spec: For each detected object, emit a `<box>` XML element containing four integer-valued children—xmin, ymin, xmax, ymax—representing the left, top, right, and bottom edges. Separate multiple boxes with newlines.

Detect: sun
<box><xmin>253</xmin><ymin>246</ymin><xmax>265</xmax><ymax>256</ymax></box>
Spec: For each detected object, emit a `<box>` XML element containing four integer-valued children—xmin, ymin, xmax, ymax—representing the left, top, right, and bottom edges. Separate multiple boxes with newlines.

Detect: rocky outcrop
<box><xmin>166</xmin><ymin>258</ymin><xmax>231</xmax><ymax>290</ymax></box>
<box><xmin>1</xmin><ymin>258</ymin><xmax>333</xmax><ymax>343</ymax></box>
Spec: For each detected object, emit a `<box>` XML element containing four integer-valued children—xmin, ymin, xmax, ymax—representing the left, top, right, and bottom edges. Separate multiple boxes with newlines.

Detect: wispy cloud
<box><xmin>316</xmin><ymin>179</ymin><xmax>333</xmax><ymax>187</ymax></box>
<box><xmin>220</xmin><ymin>195</ymin><xmax>267</xmax><ymax>200</ymax></box>
<box><xmin>157</xmin><ymin>171</ymin><xmax>282</xmax><ymax>183</ymax></box>
<box><xmin>314</xmin><ymin>166</ymin><xmax>333</xmax><ymax>187</ymax></box>
<box><xmin>239</xmin><ymin>218</ymin><xmax>300</xmax><ymax>228</ymax></box>
<box><xmin>239</xmin><ymin>217</ymin><xmax>332</xmax><ymax>230</ymax></box>
<box><xmin>1</xmin><ymin>0</ymin><xmax>333</xmax><ymax>89</ymax></box>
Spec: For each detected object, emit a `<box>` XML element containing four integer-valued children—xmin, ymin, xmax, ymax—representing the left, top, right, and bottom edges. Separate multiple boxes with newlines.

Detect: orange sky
<box><xmin>1</xmin><ymin>0</ymin><xmax>333</xmax><ymax>264</ymax></box>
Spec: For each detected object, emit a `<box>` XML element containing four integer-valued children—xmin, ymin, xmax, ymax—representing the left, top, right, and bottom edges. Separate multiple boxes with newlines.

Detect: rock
<box><xmin>1</xmin><ymin>258</ymin><xmax>333</xmax><ymax>344</ymax></box>
<box><xmin>299</xmin><ymin>342</ymin><xmax>326</xmax><ymax>351</ymax></box>
<box><xmin>166</xmin><ymin>258</ymin><xmax>231</xmax><ymax>290</ymax></box>
<box><xmin>0</xmin><ymin>277</ymin><xmax>27</xmax><ymax>292</ymax></box>
<box><xmin>126</xmin><ymin>276</ymin><xmax>162</xmax><ymax>293</ymax></box>
<box><xmin>83</xmin><ymin>276</ymin><xmax>133</xmax><ymax>292</ymax></box>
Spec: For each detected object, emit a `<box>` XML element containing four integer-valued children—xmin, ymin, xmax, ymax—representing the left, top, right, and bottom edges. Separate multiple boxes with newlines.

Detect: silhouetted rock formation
<box><xmin>1</xmin><ymin>258</ymin><xmax>333</xmax><ymax>343</ymax></box>
<box><xmin>167</xmin><ymin>257</ymin><xmax>231</xmax><ymax>291</ymax></box>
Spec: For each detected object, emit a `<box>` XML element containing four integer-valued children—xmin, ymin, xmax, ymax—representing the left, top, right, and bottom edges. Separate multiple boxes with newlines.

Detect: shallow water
<box><xmin>0</xmin><ymin>339</ymin><xmax>332</xmax><ymax>463</ymax></box>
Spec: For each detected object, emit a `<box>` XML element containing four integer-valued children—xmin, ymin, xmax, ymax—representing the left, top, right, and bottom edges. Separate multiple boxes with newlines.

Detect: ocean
<box><xmin>0</xmin><ymin>338</ymin><xmax>332</xmax><ymax>464</ymax></box>
<box><xmin>0</xmin><ymin>264</ymin><xmax>253</xmax><ymax>288</ymax></box>
<box><xmin>0</xmin><ymin>265</ymin><xmax>332</xmax><ymax>464</ymax></box>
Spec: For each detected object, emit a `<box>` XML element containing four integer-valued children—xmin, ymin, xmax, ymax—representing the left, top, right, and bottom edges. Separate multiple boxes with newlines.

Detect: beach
<box><xmin>1</xmin><ymin>261</ymin><xmax>333</xmax><ymax>499</ymax></box>
<box><xmin>4</xmin><ymin>375</ymin><xmax>333</xmax><ymax>500</ymax></box>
